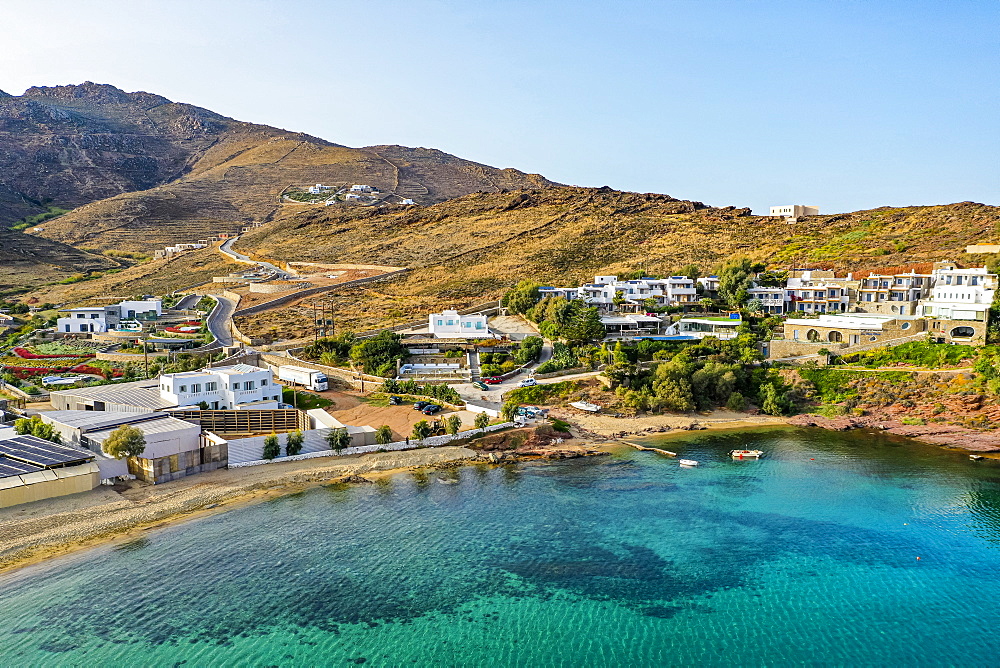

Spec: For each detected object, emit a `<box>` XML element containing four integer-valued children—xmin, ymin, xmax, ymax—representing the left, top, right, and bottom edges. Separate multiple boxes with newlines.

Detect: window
<box><xmin>80</xmin><ymin>325</ymin><xmax>88</xmax><ymax>332</ymax></box>
<box><xmin>972</xmin><ymin>277</ymin><xmax>979</xmax><ymax>286</ymax></box>
<box><xmin>261</xmin><ymin>378</ymin><xmax>268</xmax><ymax>385</ymax></box>
<box><xmin>206</xmin><ymin>382</ymin><xmax>217</xmax><ymax>391</ymax></box>
<box><xmin>436</xmin><ymin>320</ymin><xmax>443</xmax><ymax>326</ymax></box>
<box><xmin>179</xmin><ymin>385</ymin><xmax>187</xmax><ymax>393</ymax></box>
<box><xmin>476</xmin><ymin>322</ymin><xmax>484</xmax><ymax>329</ymax></box>
<box><xmin>232</xmin><ymin>383</ymin><xmax>239</xmax><ymax>390</ymax></box>
<box><xmin>447</xmin><ymin>320</ymin><xmax>454</xmax><ymax>326</ymax></box>
<box><xmin>244</xmin><ymin>381</ymin><xmax>255</xmax><ymax>390</ymax></box>
<box><xmin>64</xmin><ymin>325</ymin><xmax>70</xmax><ymax>332</ymax></box>
<box><xmin>191</xmin><ymin>383</ymin><xmax>202</xmax><ymax>393</ymax></box>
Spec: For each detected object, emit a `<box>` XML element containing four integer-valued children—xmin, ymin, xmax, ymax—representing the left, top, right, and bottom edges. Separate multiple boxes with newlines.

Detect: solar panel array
<box><xmin>0</xmin><ymin>435</ymin><xmax>94</xmax><ymax>472</ymax></box>
<box><xmin>0</xmin><ymin>456</ymin><xmax>41</xmax><ymax>478</ymax></box>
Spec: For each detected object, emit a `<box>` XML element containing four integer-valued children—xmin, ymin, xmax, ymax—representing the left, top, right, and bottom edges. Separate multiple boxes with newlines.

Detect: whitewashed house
<box><xmin>918</xmin><ymin>262</ymin><xmax>997</xmax><ymax>321</ymax></box>
<box><xmin>770</xmin><ymin>205</ymin><xmax>819</xmax><ymax>219</ymax></box>
<box><xmin>428</xmin><ymin>310</ymin><xmax>489</xmax><ymax>338</ymax></box>
<box><xmin>56</xmin><ymin>299</ymin><xmax>162</xmax><ymax>334</ymax></box>
<box><xmin>159</xmin><ymin>364</ymin><xmax>280</xmax><ymax>410</ymax></box>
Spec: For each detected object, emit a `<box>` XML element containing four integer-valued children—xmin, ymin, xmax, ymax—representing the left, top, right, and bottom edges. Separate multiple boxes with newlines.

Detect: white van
<box><xmin>518</xmin><ymin>378</ymin><xmax>537</xmax><ymax>388</ymax></box>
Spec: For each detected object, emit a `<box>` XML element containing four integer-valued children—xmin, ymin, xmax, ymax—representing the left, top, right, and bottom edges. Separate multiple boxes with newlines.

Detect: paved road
<box><xmin>189</xmin><ymin>293</ymin><xmax>238</xmax><ymax>352</ymax></box>
<box><xmin>173</xmin><ymin>294</ymin><xmax>200</xmax><ymax>310</ymax></box>
<box><xmin>220</xmin><ymin>237</ymin><xmax>289</xmax><ymax>279</ymax></box>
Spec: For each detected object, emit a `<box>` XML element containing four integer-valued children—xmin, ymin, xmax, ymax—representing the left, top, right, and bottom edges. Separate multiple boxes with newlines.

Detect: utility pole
<box><xmin>313</xmin><ymin>301</ymin><xmax>318</xmax><ymax>344</ymax></box>
<box><xmin>142</xmin><ymin>333</ymin><xmax>149</xmax><ymax>379</ymax></box>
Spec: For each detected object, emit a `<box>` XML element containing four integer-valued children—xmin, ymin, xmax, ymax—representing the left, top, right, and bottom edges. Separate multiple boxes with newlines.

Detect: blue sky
<box><xmin>3</xmin><ymin>0</ymin><xmax>997</xmax><ymax>213</ymax></box>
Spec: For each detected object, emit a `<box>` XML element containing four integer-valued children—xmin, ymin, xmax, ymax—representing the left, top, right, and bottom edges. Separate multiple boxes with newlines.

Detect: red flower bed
<box><xmin>5</xmin><ymin>363</ymin><xmax>115</xmax><ymax>380</ymax></box>
<box><xmin>12</xmin><ymin>347</ymin><xmax>94</xmax><ymax>360</ymax></box>
<box><xmin>183</xmin><ymin>321</ymin><xmax>202</xmax><ymax>326</ymax></box>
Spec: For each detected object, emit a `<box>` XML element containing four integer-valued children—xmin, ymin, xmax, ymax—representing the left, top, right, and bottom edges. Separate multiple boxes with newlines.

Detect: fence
<box><xmin>227</xmin><ymin>422</ymin><xmax>514</xmax><ymax>468</ymax></box>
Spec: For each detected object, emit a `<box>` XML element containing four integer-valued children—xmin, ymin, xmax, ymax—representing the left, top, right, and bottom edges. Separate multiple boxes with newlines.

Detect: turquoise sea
<box><xmin>2</xmin><ymin>426</ymin><xmax>1000</xmax><ymax>666</ymax></box>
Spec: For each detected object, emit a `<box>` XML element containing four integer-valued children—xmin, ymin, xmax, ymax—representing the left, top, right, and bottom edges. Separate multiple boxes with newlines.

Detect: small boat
<box><xmin>679</xmin><ymin>459</ymin><xmax>699</xmax><ymax>467</ymax></box>
<box><xmin>569</xmin><ymin>401</ymin><xmax>601</xmax><ymax>413</ymax></box>
<box><xmin>730</xmin><ymin>450</ymin><xmax>764</xmax><ymax>459</ymax></box>
<box><xmin>970</xmin><ymin>454</ymin><xmax>984</xmax><ymax>461</ymax></box>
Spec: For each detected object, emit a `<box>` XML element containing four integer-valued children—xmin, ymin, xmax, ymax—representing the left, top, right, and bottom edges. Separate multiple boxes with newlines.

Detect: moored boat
<box><xmin>679</xmin><ymin>459</ymin><xmax>699</xmax><ymax>467</ymax></box>
<box><xmin>730</xmin><ymin>449</ymin><xmax>764</xmax><ymax>459</ymax></box>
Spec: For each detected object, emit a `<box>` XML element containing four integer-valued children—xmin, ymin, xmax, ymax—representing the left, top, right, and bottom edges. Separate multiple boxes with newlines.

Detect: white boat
<box><xmin>730</xmin><ymin>450</ymin><xmax>764</xmax><ymax>459</ymax></box>
<box><xmin>679</xmin><ymin>459</ymin><xmax>699</xmax><ymax>467</ymax></box>
<box><xmin>970</xmin><ymin>454</ymin><xmax>984</xmax><ymax>461</ymax></box>
<box><xmin>569</xmin><ymin>401</ymin><xmax>601</xmax><ymax>413</ymax></box>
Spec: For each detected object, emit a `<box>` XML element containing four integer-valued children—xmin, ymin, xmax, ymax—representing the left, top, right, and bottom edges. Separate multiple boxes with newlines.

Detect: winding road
<box><xmin>219</xmin><ymin>237</ymin><xmax>289</xmax><ymax>279</ymax></box>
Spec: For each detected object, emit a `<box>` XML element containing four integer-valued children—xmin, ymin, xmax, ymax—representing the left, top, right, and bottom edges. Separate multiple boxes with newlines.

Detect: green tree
<box><xmin>349</xmin><ymin>330</ymin><xmax>408</xmax><ymax>375</ymax></box>
<box><xmin>411</xmin><ymin>420</ymin><xmax>433</xmax><ymax>441</ymax></box>
<box><xmin>445</xmin><ymin>414</ymin><xmax>462</xmax><ymax>435</ymax></box>
<box><xmin>326</xmin><ymin>427</ymin><xmax>351</xmax><ymax>454</ymax></box>
<box><xmin>717</xmin><ymin>257</ymin><xmax>762</xmax><ymax>308</ymax></box>
<box><xmin>501</xmin><ymin>399</ymin><xmax>520</xmax><ymax>422</ymax></box>
<box><xmin>474</xmin><ymin>412</ymin><xmax>490</xmax><ymax>430</ymax></box>
<box><xmin>375</xmin><ymin>425</ymin><xmax>394</xmax><ymax>444</ymax></box>
<box><xmin>503</xmin><ymin>280</ymin><xmax>542</xmax><ymax>315</ymax></box>
<box><xmin>651</xmin><ymin>358</ymin><xmax>695</xmax><ymax>412</ymax></box>
<box><xmin>285</xmin><ymin>430</ymin><xmax>304</xmax><ymax>456</ymax></box>
<box><xmin>262</xmin><ymin>433</ymin><xmax>281</xmax><ymax>460</ymax></box>
<box><xmin>676</xmin><ymin>264</ymin><xmax>701</xmax><ymax>281</ymax></box>
<box><xmin>103</xmin><ymin>425</ymin><xmax>146</xmax><ymax>459</ymax></box>
<box><xmin>726</xmin><ymin>391</ymin><xmax>747</xmax><ymax>412</ymax></box>
<box><xmin>15</xmin><ymin>415</ymin><xmax>63</xmax><ymax>444</ymax></box>
<box><xmin>759</xmin><ymin>382</ymin><xmax>786</xmax><ymax>416</ymax></box>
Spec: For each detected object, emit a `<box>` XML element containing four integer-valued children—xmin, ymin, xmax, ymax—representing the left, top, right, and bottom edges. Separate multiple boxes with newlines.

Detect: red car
<box><xmin>482</xmin><ymin>376</ymin><xmax>503</xmax><ymax>384</ymax></box>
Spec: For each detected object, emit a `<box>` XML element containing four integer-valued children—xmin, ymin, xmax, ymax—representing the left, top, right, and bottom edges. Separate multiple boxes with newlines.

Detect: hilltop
<box><xmin>0</xmin><ymin>82</ymin><xmax>558</xmax><ymax>251</ymax></box>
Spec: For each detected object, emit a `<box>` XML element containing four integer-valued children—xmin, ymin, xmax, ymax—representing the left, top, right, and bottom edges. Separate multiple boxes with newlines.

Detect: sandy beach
<box><xmin>0</xmin><ymin>446</ymin><xmax>481</xmax><ymax>575</ymax></box>
<box><xmin>550</xmin><ymin>407</ymin><xmax>788</xmax><ymax>438</ymax></box>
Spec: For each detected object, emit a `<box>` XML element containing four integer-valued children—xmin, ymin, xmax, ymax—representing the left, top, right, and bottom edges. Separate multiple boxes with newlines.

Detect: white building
<box><xmin>428</xmin><ymin>310</ymin><xmax>489</xmax><ymax>338</ymax></box>
<box><xmin>770</xmin><ymin>205</ymin><xmax>819</xmax><ymax>218</ymax></box>
<box><xmin>308</xmin><ymin>183</ymin><xmax>332</xmax><ymax>194</ymax></box>
<box><xmin>600</xmin><ymin>314</ymin><xmax>664</xmax><ymax>338</ymax></box>
<box><xmin>669</xmin><ymin>315</ymin><xmax>743</xmax><ymax>340</ymax></box>
<box><xmin>785</xmin><ymin>271</ymin><xmax>851</xmax><ymax>314</ymax></box>
<box><xmin>158</xmin><ymin>364</ymin><xmax>280</xmax><ymax>410</ymax></box>
<box><xmin>57</xmin><ymin>299</ymin><xmax>162</xmax><ymax>334</ymax></box>
<box><xmin>400</xmin><ymin>199</ymin><xmax>416</xmax><ymax>205</ymax></box>
<box><xmin>546</xmin><ymin>275</ymin><xmax>697</xmax><ymax>310</ymax></box>
<box><xmin>350</xmin><ymin>184</ymin><xmax>374</xmax><ymax>193</ymax></box>
<box><xmin>747</xmin><ymin>286</ymin><xmax>786</xmax><ymax>314</ymax></box>
<box><xmin>918</xmin><ymin>262</ymin><xmax>997</xmax><ymax>321</ymax></box>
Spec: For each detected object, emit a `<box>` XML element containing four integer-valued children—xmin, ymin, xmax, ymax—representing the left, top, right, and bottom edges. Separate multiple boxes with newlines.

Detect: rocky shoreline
<box><xmin>787</xmin><ymin>414</ymin><xmax>1000</xmax><ymax>452</ymax></box>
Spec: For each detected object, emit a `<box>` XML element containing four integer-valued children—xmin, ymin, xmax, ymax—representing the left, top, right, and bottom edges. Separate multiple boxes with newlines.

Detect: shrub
<box><xmin>411</xmin><ymin>420</ymin><xmax>433</xmax><ymax>441</ymax></box>
<box><xmin>326</xmin><ymin>427</ymin><xmax>351</xmax><ymax>454</ymax></box>
<box><xmin>549</xmin><ymin>417</ymin><xmax>572</xmax><ymax>433</ymax></box>
<box><xmin>262</xmin><ymin>434</ymin><xmax>281</xmax><ymax>460</ymax></box>
<box><xmin>726</xmin><ymin>391</ymin><xmax>746</xmax><ymax>412</ymax></box>
<box><xmin>285</xmin><ymin>430</ymin><xmax>304</xmax><ymax>456</ymax></box>
<box><xmin>445</xmin><ymin>414</ymin><xmax>462</xmax><ymax>435</ymax></box>
<box><xmin>474</xmin><ymin>412</ymin><xmax>490</xmax><ymax>430</ymax></box>
<box><xmin>375</xmin><ymin>425</ymin><xmax>393</xmax><ymax>444</ymax></box>
<box><xmin>901</xmin><ymin>417</ymin><xmax>926</xmax><ymax>426</ymax></box>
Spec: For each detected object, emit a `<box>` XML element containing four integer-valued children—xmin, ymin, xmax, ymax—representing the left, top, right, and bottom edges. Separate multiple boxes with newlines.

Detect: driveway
<box><xmin>220</xmin><ymin>237</ymin><xmax>289</xmax><ymax>279</ymax></box>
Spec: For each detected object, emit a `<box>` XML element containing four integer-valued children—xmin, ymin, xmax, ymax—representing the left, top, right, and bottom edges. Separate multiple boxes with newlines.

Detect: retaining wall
<box><xmin>228</xmin><ymin>422</ymin><xmax>513</xmax><ymax>468</ymax></box>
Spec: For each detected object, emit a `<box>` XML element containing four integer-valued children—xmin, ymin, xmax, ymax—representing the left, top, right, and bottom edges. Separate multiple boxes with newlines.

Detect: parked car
<box><xmin>472</xmin><ymin>381</ymin><xmax>489</xmax><ymax>391</ymax></box>
<box><xmin>389</xmin><ymin>395</ymin><xmax>402</xmax><ymax>405</ymax></box>
<box><xmin>483</xmin><ymin>377</ymin><xmax>502</xmax><ymax>385</ymax></box>
<box><xmin>278</xmin><ymin>403</ymin><xmax>294</xmax><ymax>409</ymax></box>
<box><xmin>422</xmin><ymin>404</ymin><xmax>442</xmax><ymax>415</ymax></box>
<box><xmin>413</xmin><ymin>401</ymin><xmax>430</xmax><ymax>410</ymax></box>
<box><xmin>519</xmin><ymin>378</ymin><xmax>538</xmax><ymax>388</ymax></box>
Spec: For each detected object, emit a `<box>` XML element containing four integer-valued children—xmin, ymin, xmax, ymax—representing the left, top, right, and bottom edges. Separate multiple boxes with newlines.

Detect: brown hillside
<box><xmin>225</xmin><ymin>191</ymin><xmax>1000</xmax><ymax>342</ymax></box>
<box><xmin>0</xmin><ymin>229</ymin><xmax>119</xmax><ymax>292</ymax></box>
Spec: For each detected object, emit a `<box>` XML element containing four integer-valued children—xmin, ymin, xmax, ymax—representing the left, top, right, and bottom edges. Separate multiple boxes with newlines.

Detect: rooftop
<box><xmin>48</xmin><ymin>380</ymin><xmax>176</xmax><ymax>411</ymax></box>
<box><xmin>0</xmin><ymin>434</ymin><xmax>95</xmax><ymax>479</ymax></box>
<box><xmin>85</xmin><ymin>416</ymin><xmax>200</xmax><ymax>443</ymax></box>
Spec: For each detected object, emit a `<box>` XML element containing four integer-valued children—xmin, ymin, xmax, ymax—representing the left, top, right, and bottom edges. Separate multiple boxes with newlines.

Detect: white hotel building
<box><xmin>540</xmin><ymin>275</ymin><xmax>698</xmax><ymax>310</ymax></box>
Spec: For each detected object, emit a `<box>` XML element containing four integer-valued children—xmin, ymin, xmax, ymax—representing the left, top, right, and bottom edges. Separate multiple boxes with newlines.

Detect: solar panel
<box><xmin>0</xmin><ymin>436</ymin><xmax>94</xmax><ymax>468</ymax></box>
<box><xmin>0</xmin><ymin>456</ymin><xmax>42</xmax><ymax>478</ymax></box>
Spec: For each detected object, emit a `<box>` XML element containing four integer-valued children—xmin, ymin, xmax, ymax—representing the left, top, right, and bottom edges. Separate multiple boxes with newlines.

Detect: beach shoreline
<box><xmin>0</xmin><ymin>446</ymin><xmax>485</xmax><ymax>576</ymax></box>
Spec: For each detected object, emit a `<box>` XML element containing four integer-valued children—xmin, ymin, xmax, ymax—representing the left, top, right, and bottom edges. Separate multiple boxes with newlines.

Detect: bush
<box><xmin>285</xmin><ymin>430</ymin><xmax>304</xmax><ymax>456</ymax></box>
<box><xmin>726</xmin><ymin>391</ymin><xmax>746</xmax><ymax>412</ymax></box>
<box><xmin>474</xmin><ymin>412</ymin><xmax>490</xmax><ymax>430</ymax></box>
<box><xmin>103</xmin><ymin>424</ymin><xmax>146</xmax><ymax>459</ymax></box>
<box><xmin>549</xmin><ymin>417</ymin><xmax>572</xmax><ymax>433</ymax></box>
<box><xmin>262</xmin><ymin>434</ymin><xmax>280</xmax><ymax>460</ymax></box>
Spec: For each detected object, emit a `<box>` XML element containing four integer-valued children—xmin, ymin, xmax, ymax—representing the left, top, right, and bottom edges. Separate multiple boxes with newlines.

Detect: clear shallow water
<box><xmin>3</xmin><ymin>427</ymin><xmax>1000</xmax><ymax>666</ymax></box>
